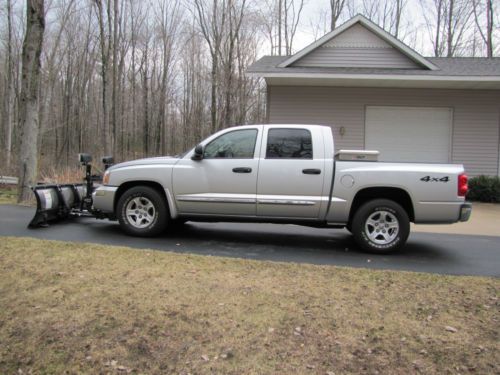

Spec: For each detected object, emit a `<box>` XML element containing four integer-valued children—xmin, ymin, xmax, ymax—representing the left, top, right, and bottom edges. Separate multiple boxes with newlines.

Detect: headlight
<box><xmin>102</xmin><ymin>171</ymin><xmax>110</xmax><ymax>185</ymax></box>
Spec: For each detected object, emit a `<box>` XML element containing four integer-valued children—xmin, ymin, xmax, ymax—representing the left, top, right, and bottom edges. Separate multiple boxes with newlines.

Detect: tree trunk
<box><xmin>330</xmin><ymin>0</ymin><xmax>346</xmax><ymax>31</ymax></box>
<box><xmin>446</xmin><ymin>0</ymin><xmax>455</xmax><ymax>57</ymax></box>
<box><xmin>434</xmin><ymin>0</ymin><xmax>443</xmax><ymax>57</ymax></box>
<box><xmin>278</xmin><ymin>0</ymin><xmax>282</xmax><ymax>55</ymax></box>
<box><xmin>95</xmin><ymin>0</ymin><xmax>111</xmax><ymax>156</ymax></box>
<box><xmin>394</xmin><ymin>0</ymin><xmax>402</xmax><ymax>38</ymax></box>
<box><xmin>142</xmin><ymin>41</ymin><xmax>149</xmax><ymax>156</ymax></box>
<box><xmin>17</xmin><ymin>0</ymin><xmax>45</xmax><ymax>202</ymax></box>
<box><xmin>112</xmin><ymin>0</ymin><xmax>119</xmax><ymax>155</ymax></box>
<box><xmin>486</xmin><ymin>0</ymin><xmax>493</xmax><ymax>57</ymax></box>
<box><xmin>210</xmin><ymin>55</ymin><xmax>217</xmax><ymax>132</ymax></box>
<box><xmin>5</xmin><ymin>0</ymin><xmax>14</xmax><ymax>170</ymax></box>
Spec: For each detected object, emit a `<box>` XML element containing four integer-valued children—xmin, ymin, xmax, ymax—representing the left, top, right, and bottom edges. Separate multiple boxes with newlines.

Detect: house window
<box><xmin>266</xmin><ymin>128</ymin><xmax>312</xmax><ymax>159</ymax></box>
<box><xmin>204</xmin><ymin>129</ymin><xmax>258</xmax><ymax>159</ymax></box>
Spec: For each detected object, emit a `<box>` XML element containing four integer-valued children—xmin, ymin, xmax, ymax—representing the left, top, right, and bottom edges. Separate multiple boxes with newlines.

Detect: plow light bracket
<box><xmin>102</xmin><ymin>156</ymin><xmax>114</xmax><ymax>170</ymax></box>
<box><xmin>79</xmin><ymin>153</ymin><xmax>92</xmax><ymax>165</ymax></box>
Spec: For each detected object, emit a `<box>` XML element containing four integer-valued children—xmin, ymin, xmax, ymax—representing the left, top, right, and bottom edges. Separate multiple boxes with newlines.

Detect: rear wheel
<box><xmin>351</xmin><ymin>199</ymin><xmax>409</xmax><ymax>253</ymax></box>
<box><xmin>117</xmin><ymin>186</ymin><xmax>168</xmax><ymax>237</ymax></box>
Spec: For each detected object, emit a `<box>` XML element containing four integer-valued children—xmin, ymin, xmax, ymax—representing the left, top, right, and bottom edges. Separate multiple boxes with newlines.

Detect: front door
<box><xmin>173</xmin><ymin>127</ymin><xmax>262</xmax><ymax>216</ymax></box>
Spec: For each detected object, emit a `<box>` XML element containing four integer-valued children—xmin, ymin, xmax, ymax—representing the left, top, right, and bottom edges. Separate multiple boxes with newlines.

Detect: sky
<box><xmin>262</xmin><ymin>0</ymin><xmax>498</xmax><ymax>58</ymax></box>
<box><xmin>284</xmin><ymin>0</ymin><xmax>433</xmax><ymax>56</ymax></box>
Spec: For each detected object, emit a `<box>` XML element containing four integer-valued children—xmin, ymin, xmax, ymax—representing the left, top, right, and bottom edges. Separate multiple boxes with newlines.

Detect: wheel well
<box><xmin>349</xmin><ymin>187</ymin><xmax>415</xmax><ymax>224</ymax></box>
<box><xmin>114</xmin><ymin>181</ymin><xmax>168</xmax><ymax>212</ymax></box>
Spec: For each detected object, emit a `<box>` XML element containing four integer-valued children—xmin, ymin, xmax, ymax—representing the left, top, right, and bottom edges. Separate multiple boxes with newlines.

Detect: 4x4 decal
<box><xmin>420</xmin><ymin>176</ymin><xmax>450</xmax><ymax>182</ymax></box>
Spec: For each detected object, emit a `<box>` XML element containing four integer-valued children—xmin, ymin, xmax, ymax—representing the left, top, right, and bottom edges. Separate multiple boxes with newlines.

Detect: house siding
<box><xmin>267</xmin><ymin>86</ymin><xmax>500</xmax><ymax>176</ymax></box>
<box><xmin>292</xmin><ymin>47</ymin><xmax>421</xmax><ymax>69</ymax></box>
<box><xmin>292</xmin><ymin>24</ymin><xmax>421</xmax><ymax>69</ymax></box>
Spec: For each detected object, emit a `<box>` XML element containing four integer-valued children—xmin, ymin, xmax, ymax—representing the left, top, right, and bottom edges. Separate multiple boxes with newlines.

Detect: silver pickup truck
<box><xmin>93</xmin><ymin>124</ymin><xmax>471</xmax><ymax>253</ymax></box>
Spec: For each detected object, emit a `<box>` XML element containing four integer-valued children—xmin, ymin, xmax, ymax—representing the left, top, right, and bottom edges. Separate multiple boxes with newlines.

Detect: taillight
<box><xmin>458</xmin><ymin>173</ymin><xmax>468</xmax><ymax>197</ymax></box>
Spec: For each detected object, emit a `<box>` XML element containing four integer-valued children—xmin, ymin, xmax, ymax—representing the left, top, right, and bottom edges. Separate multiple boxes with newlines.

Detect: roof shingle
<box><xmin>247</xmin><ymin>56</ymin><xmax>500</xmax><ymax>77</ymax></box>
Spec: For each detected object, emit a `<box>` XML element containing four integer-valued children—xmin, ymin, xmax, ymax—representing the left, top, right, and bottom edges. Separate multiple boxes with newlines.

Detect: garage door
<box><xmin>365</xmin><ymin>106</ymin><xmax>452</xmax><ymax>163</ymax></box>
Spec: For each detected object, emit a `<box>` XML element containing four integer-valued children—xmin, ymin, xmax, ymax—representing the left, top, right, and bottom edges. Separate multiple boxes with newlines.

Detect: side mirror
<box><xmin>191</xmin><ymin>144</ymin><xmax>204</xmax><ymax>161</ymax></box>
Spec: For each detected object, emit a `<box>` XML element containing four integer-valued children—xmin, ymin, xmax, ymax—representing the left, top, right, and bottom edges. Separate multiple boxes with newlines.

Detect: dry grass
<box><xmin>0</xmin><ymin>186</ymin><xmax>17</xmax><ymax>204</ymax></box>
<box><xmin>0</xmin><ymin>237</ymin><xmax>498</xmax><ymax>375</ymax></box>
<box><xmin>39</xmin><ymin>165</ymin><xmax>88</xmax><ymax>184</ymax></box>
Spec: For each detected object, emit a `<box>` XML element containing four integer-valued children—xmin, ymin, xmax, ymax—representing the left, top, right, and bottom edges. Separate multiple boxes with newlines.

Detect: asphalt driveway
<box><xmin>0</xmin><ymin>204</ymin><xmax>499</xmax><ymax>277</ymax></box>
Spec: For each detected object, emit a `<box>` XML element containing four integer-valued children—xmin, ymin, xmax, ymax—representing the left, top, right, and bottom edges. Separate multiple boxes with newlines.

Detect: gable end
<box><xmin>278</xmin><ymin>15</ymin><xmax>439</xmax><ymax>70</ymax></box>
<box><xmin>292</xmin><ymin>24</ymin><xmax>421</xmax><ymax>69</ymax></box>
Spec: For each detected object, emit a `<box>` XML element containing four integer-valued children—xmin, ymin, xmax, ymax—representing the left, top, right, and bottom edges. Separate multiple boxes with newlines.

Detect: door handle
<box><xmin>232</xmin><ymin>167</ymin><xmax>252</xmax><ymax>173</ymax></box>
<box><xmin>302</xmin><ymin>169</ymin><xmax>321</xmax><ymax>175</ymax></box>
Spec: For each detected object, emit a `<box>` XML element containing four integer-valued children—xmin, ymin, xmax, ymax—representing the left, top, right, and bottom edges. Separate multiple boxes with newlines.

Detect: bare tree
<box><xmin>138</xmin><ymin>17</ymin><xmax>151</xmax><ymax>156</ymax></box>
<box><xmin>0</xmin><ymin>0</ymin><xmax>265</xmax><ymax>178</ymax></box>
<box><xmin>257</xmin><ymin>0</ymin><xmax>279</xmax><ymax>54</ymax></box>
<box><xmin>4</xmin><ymin>0</ymin><xmax>14</xmax><ymax>170</ymax></box>
<box><xmin>421</xmin><ymin>0</ymin><xmax>474</xmax><ymax>57</ymax></box>
<box><xmin>220</xmin><ymin>0</ymin><xmax>247</xmax><ymax>127</ymax></box>
<box><xmin>192</xmin><ymin>0</ymin><xmax>226</xmax><ymax>132</ymax></box>
<box><xmin>284</xmin><ymin>0</ymin><xmax>305</xmax><ymax>55</ymax></box>
<box><xmin>260</xmin><ymin>0</ymin><xmax>306</xmax><ymax>55</ymax></box>
<box><xmin>17</xmin><ymin>0</ymin><xmax>45</xmax><ymax>202</ymax></box>
<box><xmin>330</xmin><ymin>0</ymin><xmax>346</xmax><ymax>30</ymax></box>
<box><xmin>473</xmin><ymin>0</ymin><xmax>495</xmax><ymax>57</ymax></box>
<box><xmin>348</xmin><ymin>0</ymin><xmax>407</xmax><ymax>38</ymax></box>
<box><xmin>154</xmin><ymin>0</ymin><xmax>182</xmax><ymax>154</ymax></box>
<box><xmin>94</xmin><ymin>0</ymin><xmax>112</xmax><ymax>155</ymax></box>
<box><xmin>180</xmin><ymin>22</ymin><xmax>210</xmax><ymax>148</ymax></box>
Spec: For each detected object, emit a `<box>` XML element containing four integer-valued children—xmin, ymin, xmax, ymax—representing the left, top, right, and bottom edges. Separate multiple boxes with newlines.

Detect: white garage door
<box><xmin>365</xmin><ymin>106</ymin><xmax>452</xmax><ymax>163</ymax></box>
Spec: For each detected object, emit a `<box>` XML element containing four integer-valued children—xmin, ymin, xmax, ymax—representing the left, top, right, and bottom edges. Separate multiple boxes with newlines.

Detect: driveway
<box><xmin>0</xmin><ymin>204</ymin><xmax>499</xmax><ymax>277</ymax></box>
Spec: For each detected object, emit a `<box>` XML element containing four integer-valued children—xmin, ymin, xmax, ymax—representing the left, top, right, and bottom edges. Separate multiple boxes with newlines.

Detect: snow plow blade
<box><xmin>28</xmin><ymin>154</ymin><xmax>113</xmax><ymax>228</ymax></box>
<box><xmin>28</xmin><ymin>184</ymin><xmax>89</xmax><ymax>227</ymax></box>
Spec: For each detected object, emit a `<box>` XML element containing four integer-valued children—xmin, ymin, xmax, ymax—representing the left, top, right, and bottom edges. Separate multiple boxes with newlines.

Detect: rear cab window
<box><xmin>266</xmin><ymin>128</ymin><xmax>313</xmax><ymax>159</ymax></box>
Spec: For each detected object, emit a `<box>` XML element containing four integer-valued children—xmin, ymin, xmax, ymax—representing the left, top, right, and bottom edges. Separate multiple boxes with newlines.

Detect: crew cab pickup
<box><xmin>93</xmin><ymin>124</ymin><xmax>471</xmax><ymax>253</ymax></box>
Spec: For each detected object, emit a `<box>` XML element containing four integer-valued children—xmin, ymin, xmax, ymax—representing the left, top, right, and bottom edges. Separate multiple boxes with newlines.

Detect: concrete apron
<box><xmin>412</xmin><ymin>202</ymin><xmax>500</xmax><ymax>237</ymax></box>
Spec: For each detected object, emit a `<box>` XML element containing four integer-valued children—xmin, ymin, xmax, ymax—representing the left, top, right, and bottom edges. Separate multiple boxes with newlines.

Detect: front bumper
<box><xmin>459</xmin><ymin>203</ymin><xmax>472</xmax><ymax>222</ymax></box>
<box><xmin>92</xmin><ymin>185</ymin><xmax>118</xmax><ymax>213</ymax></box>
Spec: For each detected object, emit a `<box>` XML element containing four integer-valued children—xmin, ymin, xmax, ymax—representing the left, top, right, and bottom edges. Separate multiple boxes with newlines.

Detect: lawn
<box><xmin>0</xmin><ymin>237</ymin><xmax>498</xmax><ymax>374</ymax></box>
<box><xmin>0</xmin><ymin>186</ymin><xmax>17</xmax><ymax>204</ymax></box>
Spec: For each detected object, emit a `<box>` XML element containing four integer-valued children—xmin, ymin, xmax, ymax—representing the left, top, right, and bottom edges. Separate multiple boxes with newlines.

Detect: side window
<box><xmin>266</xmin><ymin>128</ymin><xmax>313</xmax><ymax>159</ymax></box>
<box><xmin>204</xmin><ymin>129</ymin><xmax>258</xmax><ymax>159</ymax></box>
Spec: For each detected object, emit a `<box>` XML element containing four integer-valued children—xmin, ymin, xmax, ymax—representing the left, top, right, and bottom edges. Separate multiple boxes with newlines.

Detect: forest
<box><xmin>0</xmin><ymin>0</ymin><xmax>498</xmax><ymax>200</ymax></box>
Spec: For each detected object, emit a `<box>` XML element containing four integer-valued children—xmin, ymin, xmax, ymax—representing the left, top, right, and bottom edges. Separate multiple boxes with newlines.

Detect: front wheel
<box><xmin>117</xmin><ymin>186</ymin><xmax>169</xmax><ymax>237</ymax></box>
<box><xmin>351</xmin><ymin>199</ymin><xmax>410</xmax><ymax>253</ymax></box>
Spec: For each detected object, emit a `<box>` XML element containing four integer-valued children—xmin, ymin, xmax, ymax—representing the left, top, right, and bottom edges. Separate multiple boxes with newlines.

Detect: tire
<box><xmin>117</xmin><ymin>186</ymin><xmax>169</xmax><ymax>237</ymax></box>
<box><xmin>351</xmin><ymin>199</ymin><xmax>409</xmax><ymax>254</ymax></box>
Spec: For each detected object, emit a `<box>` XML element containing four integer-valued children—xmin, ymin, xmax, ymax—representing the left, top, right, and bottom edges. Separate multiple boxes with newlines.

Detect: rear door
<box><xmin>256</xmin><ymin>126</ymin><xmax>326</xmax><ymax>219</ymax></box>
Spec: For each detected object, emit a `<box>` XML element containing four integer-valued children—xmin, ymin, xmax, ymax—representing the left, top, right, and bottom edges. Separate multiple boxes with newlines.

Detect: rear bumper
<box><xmin>414</xmin><ymin>200</ymin><xmax>472</xmax><ymax>224</ymax></box>
<box><xmin>459</xmin><ymin>203</ymin><xmax>472</xmax><ymax>222</ymax></box>
<box><xmin>92</xmin><ymin>185</ymin><xmax>118</xmax><ymax>213</ymax></box>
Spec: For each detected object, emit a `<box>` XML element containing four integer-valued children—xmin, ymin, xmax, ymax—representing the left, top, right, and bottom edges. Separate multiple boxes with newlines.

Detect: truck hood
<box><xmin>108</xmin><ymin>156</ymin><xmax>179</xmax><ymax>170</ymax></box>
